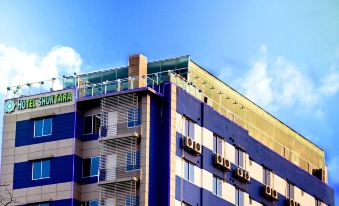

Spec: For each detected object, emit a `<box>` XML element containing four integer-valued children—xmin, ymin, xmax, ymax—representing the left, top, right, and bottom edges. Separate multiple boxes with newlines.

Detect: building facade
<box><xmin>0</xmin><ymin>54</ymin><xmax>334</xmax><ymax>206</ymax></box>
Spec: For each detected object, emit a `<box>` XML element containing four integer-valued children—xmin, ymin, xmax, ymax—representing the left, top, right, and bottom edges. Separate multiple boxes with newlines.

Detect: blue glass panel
<box><xmin>89</xmin><ymin>200</ymin><xmax>98</xmax><ymax>206</ymax></box>
<box><xmin>128</xmin><ymin>109</ymin><xmax>134</xmax><ymax>127</ymax></box>
<box><xmin>33</xmin><ymin>161</ymin><xmax>41</xmax><ymax>179</ymax></box>
<box><xmin>40</xmin><ymin>203</ymin><xmax>49</xmax><ymax>206</ymax></box>
<box><xmin>213</xmin><ymin>176</ymin><xmax>217</xmax><ymax>195</ymax></box>
<box><xmin>34</xmin><ymin>119</ymin><xmax>43</xmax><ymax>137</ymax></box>
<box><xmin>189</xmin><ymin>163</ymin><xmax>194</xmax><ymax>182</ymax></box>
<box><xmin>136</xmin><ymin>109</ymin><xmax>141</xmax><ymax>126</ymax></box>
<box><xmin>43</xmin><ymin>118</ymin><xmax>52</xmax><ymax>136</ymax></box>
<box><xmin>126</xmin><ymin>152</ymin><xmax>132</xmax><ymax>171</ymax></box>
<box><xmin>91</xmin><ymin>157</ymin><xmax>99</xmax><ymax>176</ymax></box>
<box><xmin>135</xmin><ymin>151</ymin><xmax>140</xmax><ymax>170</ymax></box>
<box><xmin>41</xmin><ymin>160</ymin><xmax>50</xmax><ymax>178</ymax></box>
<box><xmin>184</xmin><ymin>161</ymin><xmax>189</xmax><ymax>180</ymax></box>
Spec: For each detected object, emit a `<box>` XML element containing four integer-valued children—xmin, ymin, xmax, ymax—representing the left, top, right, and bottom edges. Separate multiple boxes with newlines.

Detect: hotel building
<box><xmin>0</xmin><ymin>54</ymin><xmax>334</xmax><ymax>206</ymax></box>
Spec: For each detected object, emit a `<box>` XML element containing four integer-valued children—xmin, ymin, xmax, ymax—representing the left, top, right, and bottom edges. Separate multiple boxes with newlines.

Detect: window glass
<box><xmin>184</xmin><ymin>161</ymin><xmax>189</xmax><ymax>180</ymax></box>
<box><xmin>41</xmin><ymin>160</ymin><xmax>50</xmax><ymax>178</ymax></box>
<box><xmin>43</xmin><ymin>118</ymin><xmax>52</xmax><ymax>136</ymax></box>
<box><xmin>128</xmin><ymin>108</ymin><xmax>141</xmax><ymax>128</ymax></box>
<box><xmin>33</xmin><ymin>161</ymin><xmax>42</xmax><ymax>180</ymax></box>
<box><xmin>235</xmin><ymin>189</ymin><xmax>244</xmax><ymax>206</ymax></box>
<box><xmin>33</xmin><ymin>160</ymin><xmax>50</xmax><ymax>180</ymax></box>
<box><xmin>32</xmin><ymin>203</ymin><xmax>49</xmax><ymax>206</ymax></box>
<box><xmin>235</xmin><ymin>148</ymin><xmax>244</xmax><ymax>168</ymax></box>
<box><xmin>183</xmin><ymin>160</ymin><xmax>194</xmax><ymax>182</ymax></box>
<box><xmin>126</xmin><ymin>151</ymin><xmax>140</xmax><ymax>171</ymax></box>
<box><xmin>91</xmin><ymin>157</ymin><xmax>100</xmax><ymax>176</ymax></box>
<box><xmin>213</xmin><ymin>135</ymin><xmax>223</xmax><ymax>155</ymax></box>
<box><xmin>83</xmin><ymin>158</ymin><xmax>91</xmax><ymax>177</ymax></box>
<box><xmin>125</xmin><ymin>195</ymin><xmax>139</xmax><ymax>206</ymax></box>
<box><xmin>89</xmin><ymin>200</ymin><xmax>98</xmax><ymax>206</ymax></box>
<box><xmin>83</xmin><ymin>157</ymin><xmax>100</xmax><ymax>177</ymax></box>
<box><xmin>84</xmin><ymin>116</ymin><xmax>93</xmax><ymax>134</ymax></box>
<box><xmin>264</xmin><ymin>169</ymin><xmax>270</xmax><ymax>186</ymax></box>
<box><xmin>213</xmin><ymin>176</ymin><xmax>222</xmax><ymax>196</ymax></box>
<box><xmin>93</xmin><ymin>115</ymin><xmax>101</xmax><ymax>133</ymax></box>
<box><xmin>188</xmin><ymin>121</ymin><xmax>194</xmax><ymax>139</ymax></box>
<box><xmin>34</xmin><ymin>119</ymin><xmax>43</xmax><ymax>137</ymax></box>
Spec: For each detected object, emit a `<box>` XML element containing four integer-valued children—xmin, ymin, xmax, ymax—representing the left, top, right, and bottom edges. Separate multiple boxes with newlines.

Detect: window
<box><xmin>34</xmin><ymin>117</ymin><xmax>52</xmax><ymax>137</ymax></box>
<box><xmin>212</xmin><ymin>176</ymin><xmax>222</xmax><ymax>196</ymax></box>
<box><xmin>127</xmin><ymin>108</ymin><xmax>141</xmax><ymax>128</ymax></box>
<box><xmin>183</xmin><ymin>118</ymin><xmax>195</xmax><ymax>139</ymax></box>
<box><xmin>125</xmin><ymin>195</ymin><xmax>139</xmax><ymax>206</ymax></box>
<box><xmin>213</xmin><ymin>134</ymin><xmax>223</xmax><ymax>155</ymax></box>
<box><xmin>263</xmin><ymin>168</ymin><xmax>273</xmax><ymax>187</ymax></box>
<box><xmin>81</xmin><ymin>200</ymin><xmax>98</xmax><ymax>206</ymax></box>
<box><xmin>235</xmin><ymin>148</ymin><xmax>245</xmax><ymax>168</ymax></box>
<box><xmin>126</xmin><ymin>151</ymin><xmax>140</xmax><ymax>171</ymax></box>
<box><xmin>32</xmin><ymin>159</ymin><xmax>50</xmax><ymax>180</ymax></box>
<box><xmin>315</xmin><ymin>199</ymin><xmax>322</xmax><ymax>206</ymax></box>
<box><xmin>183</xmin><ymin>160</ymin><xmax>194</xmax><ymax>183</ymax></box>
<box><xmin>84</xmin><ymin>115</ymin><xmax>101</xmax><ymax>135</ymax></box>
<box><xmin>235</xmin><ymin>188</ymin><xmax>244</xmax><ymax>206</ymax></box>
<box><xmin>31</xmin><ymin>203</ymin><xmax>49</xmax><ymax>206</ymax></box>
<box><xmin>286</xmin><ymin>182</ymin><xmax>294</xmax><ymax>199</ymax></box>
<box><xmin>83</xmin><ymin>156</ymin><xmax>100</xmax><ymax>177</ymax></box>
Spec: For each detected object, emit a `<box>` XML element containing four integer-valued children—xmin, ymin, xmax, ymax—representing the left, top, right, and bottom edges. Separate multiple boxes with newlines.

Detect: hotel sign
<box><xmin>4</xmin><ymin>92</ymin><xmax>73</xmax><ymax>114</ymax></box>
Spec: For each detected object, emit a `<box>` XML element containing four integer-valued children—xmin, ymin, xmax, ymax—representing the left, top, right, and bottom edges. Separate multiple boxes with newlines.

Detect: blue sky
<box><xmin>0</xmin><ymin>0</ymin><xmax>338</xmax><ymax>203</ymax></box>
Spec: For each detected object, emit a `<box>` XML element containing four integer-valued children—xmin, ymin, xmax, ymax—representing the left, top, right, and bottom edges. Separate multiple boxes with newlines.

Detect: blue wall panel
<box><xmin>176</xmin><ymin>86</ymin><xmax>334</xmax><ymax>206</ymax></box>
<box><xmin>13</xmin><ymin>154</ymin><xmax>96</xmax><ymax>189</ymax></box>
<box><xmin>19</xmin><ymin>198</ymin><xmax>81</xmax><ymax>206</ymax></box>
<box><xmin>15</xmin><ymin>112</ymin><xmax>77</xmax><ymax>147</ymax></box>
<box><xmin>148</xmin><ymin>84</ymin><xmax>171</xmax><ymax>206</ymax></box>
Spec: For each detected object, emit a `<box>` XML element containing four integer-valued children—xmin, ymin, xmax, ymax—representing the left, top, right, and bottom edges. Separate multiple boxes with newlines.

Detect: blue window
<box><xmin>183</xmin><ymin>160</ymin><xmax>194</xmax><ymax>183</ymax></box>
<box><xmin>126</xmin><ymin>151</ymin><xmax>140</xmax><ymax>171</ymax></box>
<box><xmin>127</xmin><ymin>108</ymin><xmax>141</xmax><ymax>128</ymax></box>
<box><xmin>213</xmin><ymin>176</ymin><xmax>222</xmax><ymax>196</ymax></box>
<box><xmin>31</xmin><ymin>203</ymin><xmax>49</xmax><ymax>206</ymax></box>
<box><xmin>34</xmin><ymin>117</ymin><xmax>52</xmax><ymax>137</ymax></box>
<box><xmin>81</xmin><ymin>200</ymin><xmax>98</xmax><ymax>206</ymax></box>
<box><xmin>83</xmin><ymin>156</ymin><xmax>100</xmax><ymax>177</ymax></box>
<box><xmin>32</xmin><ymin>160</ymin><xmax>50</xmax><ymax>180</ymax></box>
<box><xmin>235</xmin><ymin>188</ymin><xmax>244</xmax><ymax>206</ymax></box>
<box><xmin>125</xmin><ymin>195</ymin><xmax>139</xmax><ymax>206</ymax></box>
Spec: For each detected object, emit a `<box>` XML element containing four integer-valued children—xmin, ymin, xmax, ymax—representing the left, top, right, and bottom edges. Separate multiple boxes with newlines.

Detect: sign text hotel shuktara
<box><xmin>4</xmin><ymin>92</ymin><xmax>73</xmax><ymax>114</ymax></box>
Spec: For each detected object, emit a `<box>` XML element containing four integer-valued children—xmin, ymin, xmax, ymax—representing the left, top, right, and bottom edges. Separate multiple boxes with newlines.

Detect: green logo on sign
<box><xmin>4</xmin><ymin>100</ymin><xmax>16</xmax><ymax>113</ymax></box>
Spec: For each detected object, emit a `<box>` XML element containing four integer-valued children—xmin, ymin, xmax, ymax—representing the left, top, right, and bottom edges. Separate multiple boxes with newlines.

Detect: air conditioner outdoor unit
<box><xmin>213</xmin><ymin>154</ymin><xmax>224</xmax><ymax>167</ymax></box>
<box><xmin>223</xmin><ymin>159</ymin><xmax>231</xmax><ymax>170</ymax></box>
<box><xmin>236</xmin><ymin>167</ymin><xmax>243</xmax><ymax>177</ymax></box>
<box><xmin>271</xmin><ymin>188</ymin><xmax>278</xmax><ymax>200</ymax></box>
<box><xmin>295</xmin><ymin>202</ymin><xmax>301</xmax><ymax>206</ymax></box>
<box><xmin>286</xmin><ymin>199</ymin><xmax>294</xmax><ymax>206</ymax></box>
<box><xmin>183</xmin><ymin>136</ymin><xmax>194</xmax><ymax>151</ymax></box>
<box><xmin>264</xmin><ymin>185</ymin><xmax>272</xmax><ymax>197</ymax></box>
<box><xmin>194</xmin><ymin>141</ymin><xmax>202</xmax><ymax>154</ymax></box>
<box><xmin>243</xmin><ymin>170</ymin><xmax>250</xmax><ymax>182</ymax></box>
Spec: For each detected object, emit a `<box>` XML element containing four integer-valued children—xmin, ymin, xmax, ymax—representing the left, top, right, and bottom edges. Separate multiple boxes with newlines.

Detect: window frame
<box><xmin>213</xmin><ymin>134</ymin><xmax>223</xmax><ymax>155</ymax></box>
<box><xmin>235</xmin><ymin>188</ymin><xmax>244</xmax><ymax>206</ymax></box>
<box><xmin>82</xmin><ymin>156</ymin><xmax>100</xmax><ymax>178</ymax></box>
<box><xmin>183</xmin><ymin>117</ymin><xmax>195</xmax><ymax>139</ymax></box>
<box><xmin>34</xmin><ymin>117</ymin><xmax>53</xmax><ymax>138</ymax></box>
<box><xmin>32</xmin><ymin>159</ymin><xmax>51</xmax><ymax>180</ymax></box>
<box><xmin>83</xmin><ymin>114</ymin><xmax>101</xmax><ymax>135</ymax></box>
<box><xmin>126</xmin><ymin>151</ymin><xmax>141</xmax><ymax>172</ymax></box>
<box><xmin>183</xmin><ymin>160</ymin><xmax>195</xmax><ymax>183</ymax></box>
<box><xmin>263</xmin><ymin>168</ymin><xmax>274</xmax><ymax>187</ymax></box>
<box><xmin>127</xmin><ymin>108</ymin><xmax>141</xmax><ymax>128</ymax></box>
<box><xmin>212</xmin><ymin>176</ymin><xmax>223</xmax><ymax>197</ymax></box>
<box><xmin>235</xmin><ymin>148</ymin><xmax>245</xmax><ymax>169</ymax></box>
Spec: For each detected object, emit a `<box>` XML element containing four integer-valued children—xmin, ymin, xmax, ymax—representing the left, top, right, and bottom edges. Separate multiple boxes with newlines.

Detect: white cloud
<box><xmin>0</xmin><ymin>44</ymin><xmax>82</xmax><ymax>95</ymax></box>
<box><xmin>320</xmin><ymin>50</ymin><xmax>339</xmax><ymax>95</ymax></box>
<box><xmin>240</xmin><ymin>45</ymin><xmax>321</xmax><ymax>112</ymax></box>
